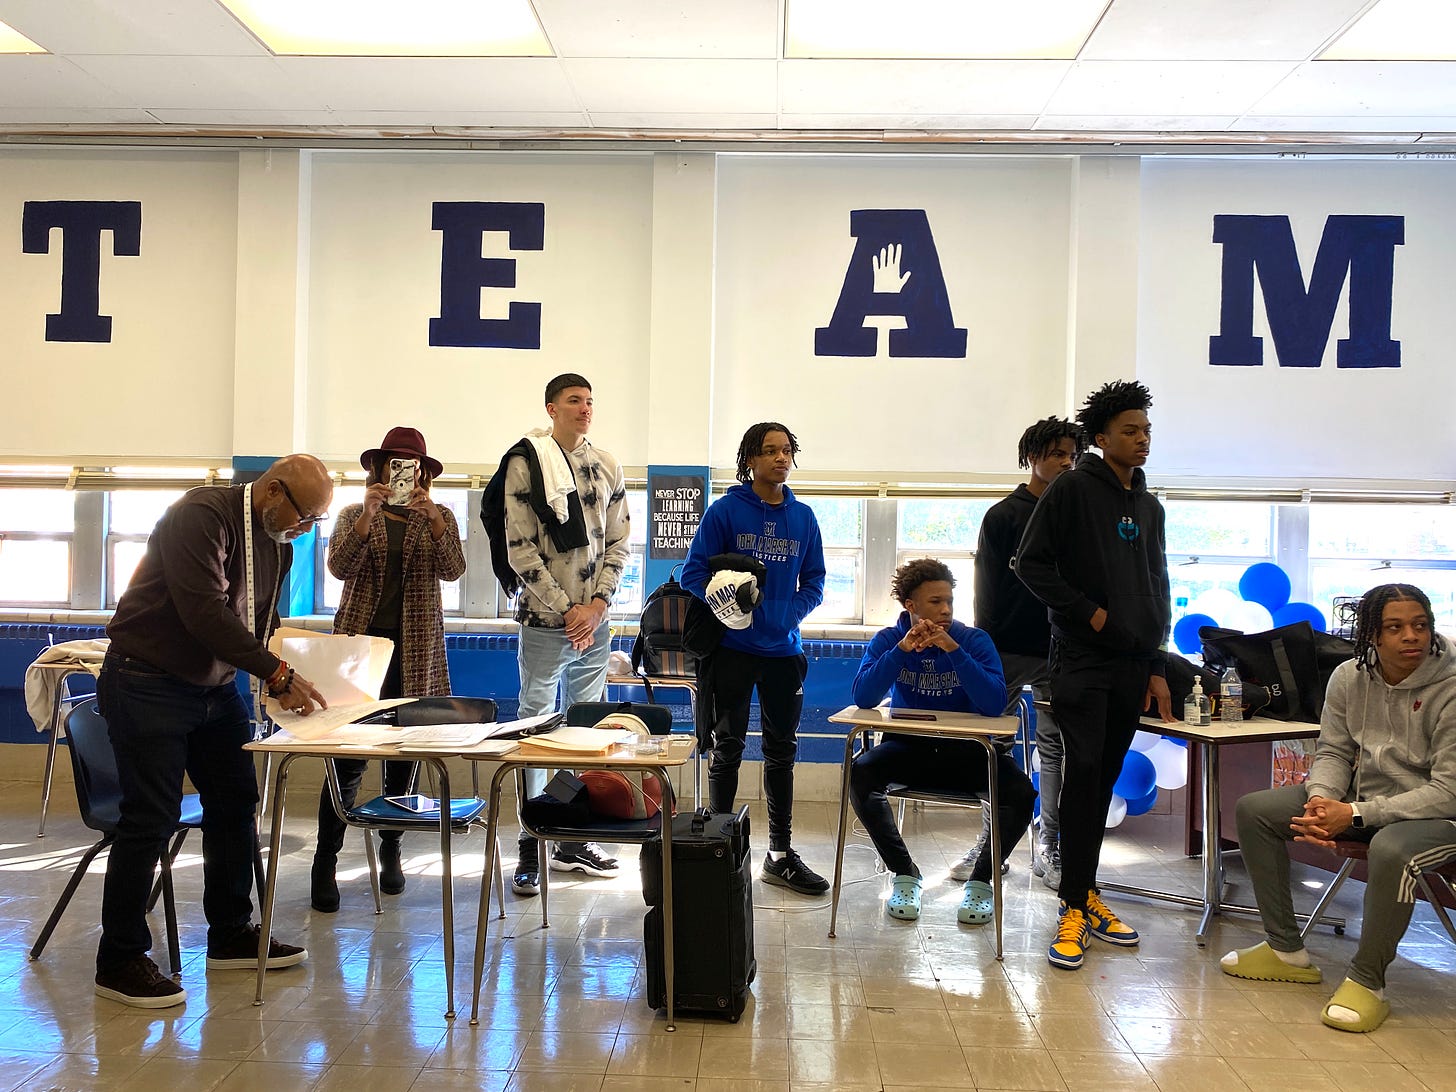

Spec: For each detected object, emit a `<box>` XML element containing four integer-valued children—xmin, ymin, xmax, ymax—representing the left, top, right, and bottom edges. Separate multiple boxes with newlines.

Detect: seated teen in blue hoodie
<box><xmin>850</xmin><ymin>558</ymin><xmax>1036</xmax><ymax>924</ymax></box>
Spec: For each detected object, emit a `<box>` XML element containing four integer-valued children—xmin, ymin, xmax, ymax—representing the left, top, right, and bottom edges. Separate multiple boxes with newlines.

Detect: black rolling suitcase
<box><xmin>640</xmin><ymin>806</ymin><xmax>756</xmax><ymax>1021</ymax></box>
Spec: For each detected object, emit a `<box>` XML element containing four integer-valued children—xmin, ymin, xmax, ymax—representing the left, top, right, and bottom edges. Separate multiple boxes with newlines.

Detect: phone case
<box><xmin>387</xmin><ymin>458</ymin><xmax>418</xmax><ymax>505</ymax></box>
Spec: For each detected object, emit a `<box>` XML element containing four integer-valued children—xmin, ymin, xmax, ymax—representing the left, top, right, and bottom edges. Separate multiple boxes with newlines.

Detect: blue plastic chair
<box><xmin>30</xmin><ymin>696</ymin><xmax>199</xmax><ymax>977</ymax></box>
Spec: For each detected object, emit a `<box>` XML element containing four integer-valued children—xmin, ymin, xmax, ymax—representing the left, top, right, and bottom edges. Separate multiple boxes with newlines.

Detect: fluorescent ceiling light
<box><xmin>785</xmin><ymin>0</ymin><xmax>1109</xmax><ymax>59</ymax></box>
<box><xmin>1321</xmin><ymin>0</ymin><xmax>1456</xmax><ymax>60</ymax></box>
<box><xmin>0</xmin><ymin>20</ymin><xmax>44</xmax><ymax>53</ymax></box>
<box><xmin>220</xmin><ymin>0</ymin><xmax>551</xmax><ymax>57</ymax></box>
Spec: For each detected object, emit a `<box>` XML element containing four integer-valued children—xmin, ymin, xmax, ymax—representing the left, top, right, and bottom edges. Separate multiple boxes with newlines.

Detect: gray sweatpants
<box><xmin>1236</xmin><ymin>785</ymin><xmax>1456</xmax><ymax>990</ymax></box>
<box><xmin>1000</xmin><ymin>651</ymin><xmax>1060</xmax><ymax>840</ymax></box>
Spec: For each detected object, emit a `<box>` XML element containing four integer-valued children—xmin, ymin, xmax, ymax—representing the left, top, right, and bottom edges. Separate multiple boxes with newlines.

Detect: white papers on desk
<box><xmin>518</xmin><ymin>725</ymin><xmax>638</xmax><ymax>755</ymax></box>
<box><xmin>268</xmin><ymin>698</ymin><xmax>414</xmax><ymax>740</ymax></box>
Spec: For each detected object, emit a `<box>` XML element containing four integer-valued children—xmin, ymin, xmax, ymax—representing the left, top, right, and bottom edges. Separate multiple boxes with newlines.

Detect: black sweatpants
<box><xmin>1049</xmin><ymin>640</ymin><xmax>1150</xmax><ymax>908</ymax></box>
<box><xmin>703</xmin><ymin>645</ymin><xmax>807</xmax><ymax>852</ymax></box>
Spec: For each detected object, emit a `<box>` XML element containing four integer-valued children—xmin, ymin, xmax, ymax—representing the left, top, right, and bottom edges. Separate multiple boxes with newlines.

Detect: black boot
<box><xmin>310</xmin><ymin>856</ymin><xmax>340</xmax><ymax>913</ymax></box>
<box><xmin>379</xmin><ymin>837</ymin><xmax>406</xmax><ymax>895</ymax></box>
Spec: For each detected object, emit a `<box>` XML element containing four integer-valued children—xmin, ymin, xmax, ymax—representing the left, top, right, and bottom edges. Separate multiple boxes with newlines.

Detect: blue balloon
<box><xmin>1124</xmin><ymin>784</ymin><xmax>1160</xmax><ymax>817</ymax></box>
<box><xmin>1030</xmin><ymin>770</ymin><xmax>1041</xmax><ymax>819</ymax></box>
<box><xmin>1113</xmin><ymin>750</ymin><xmax>1156</xmax><ymax>802</ymax></box>
<box><xmin>1239</xmin><ymin>563</ymin><xmax>1292</xmax><ymax>612</ymax></box>
<box><xmin>1160</xmin><ymin>735</ymin><xmax>1188</xmax><ymax>748</ymax></box>
<box><xmin>1273</xmin><ymin>601</ymin><xmax>1327</xmax><ymax>633</ymax></box>
<box><xmin>1173</xmin><ymin>613</ymin><xmax>1218</xmax><ymax>655</ymax></box>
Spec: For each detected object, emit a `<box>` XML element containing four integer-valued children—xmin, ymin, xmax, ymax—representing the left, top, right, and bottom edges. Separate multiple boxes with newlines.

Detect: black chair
<box><xmin>513</xmin><ymin>701</ymin><xmax>675</xmax><ymax>928</ymax></box>
<box><xmin>30</xmin><ymin>697</ymin><xmax>195</xmax><ymax>976</ymax></box>
<box><xmin>323</xmin><ymin>696</ymin><xmax>500</xmax><ymax>913</ymax></box>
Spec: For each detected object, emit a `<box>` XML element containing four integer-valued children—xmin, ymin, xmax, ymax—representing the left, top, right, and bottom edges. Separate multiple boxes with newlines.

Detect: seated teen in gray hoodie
<box><xmin>1222</xmin><ymin>583</ymin><xmax>1456</xmax><ymax>1034</ymax></box>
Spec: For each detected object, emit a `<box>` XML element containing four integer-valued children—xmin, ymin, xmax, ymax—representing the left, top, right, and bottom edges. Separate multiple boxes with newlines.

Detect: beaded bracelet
<box><xmin>267</xmin><ymin>666</ymin><xmax>296</xmax><ymax>698</ymax></box>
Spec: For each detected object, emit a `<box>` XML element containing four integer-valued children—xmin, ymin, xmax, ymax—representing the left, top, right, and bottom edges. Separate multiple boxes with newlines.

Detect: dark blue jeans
<box><xmin>96</xmin><ymin>654</ymin><xmax>258</xmax><ymax>971</ymax></box>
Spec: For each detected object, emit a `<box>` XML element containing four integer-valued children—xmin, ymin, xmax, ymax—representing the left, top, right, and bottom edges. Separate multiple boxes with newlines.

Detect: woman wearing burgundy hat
<box><xmin>310</xmin><ymin>426</ymin><xmax>466</xmax><ymax>912</ymax></box>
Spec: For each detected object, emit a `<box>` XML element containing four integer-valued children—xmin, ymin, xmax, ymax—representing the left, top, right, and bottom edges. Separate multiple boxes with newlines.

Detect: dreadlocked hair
<box><xmin>1353</xmin><ymin>583</ymin><xmax>1441</xmax><ymax>675</ymax></box>
<box><xmin>1016</xmin><ymin>416</ymin><xmax>1084</xmax><ymax>469</ymax></box>
<box><xmin>735</xmin><ymin>422</ymin><xmax>800</xmax><ymax>483</ymax></box>
<box><xmin>1076</xmin><ymin>380</ymin><xmax>1153</xmax><ymax>444</ymax></box>
<box><xmin>891</xmin><ymin>558</ymin><xmax>955</xmax><ymax>605</ymax></box>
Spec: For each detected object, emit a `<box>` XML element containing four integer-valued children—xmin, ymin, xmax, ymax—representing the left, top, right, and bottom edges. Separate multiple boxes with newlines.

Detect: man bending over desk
<box><xmin>849</xmin><ymin>559</ymin><xmax>1036</xmax><ymax>925</ymax></box>
<box><xmin>1223</xmin><ymin>583</ymin><xmax>1456</xmax><ymax>1033</ymax></box>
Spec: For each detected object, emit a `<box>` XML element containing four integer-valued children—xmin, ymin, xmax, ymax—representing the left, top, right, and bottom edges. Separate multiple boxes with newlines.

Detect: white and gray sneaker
<box><xmin>948</xmin><ymin>822</ymin><xmax>1010</xmax><ymax>882</ymax></box>
<box><xmin>1032</xmin><ymin>838</ymin><xmax>1062</xmax><ymax>891</ymax></box>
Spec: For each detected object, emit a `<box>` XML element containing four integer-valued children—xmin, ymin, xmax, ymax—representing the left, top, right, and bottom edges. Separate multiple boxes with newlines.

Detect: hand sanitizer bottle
<box><xmin>1185</xmin><ymin>681</ymin><xmax>1201</xmax><ymax>726</ymax></box>
<box><xmin>1187</xmin><ymin>678</ymin><xmax>1211</xmax><ymax>726</ymax></box>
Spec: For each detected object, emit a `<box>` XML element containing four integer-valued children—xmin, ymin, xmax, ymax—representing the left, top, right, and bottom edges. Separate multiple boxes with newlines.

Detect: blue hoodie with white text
<box><xmin>682</xmin><ymin>483</ymin><xmax>826</xmax><ymax>657</ymax></box>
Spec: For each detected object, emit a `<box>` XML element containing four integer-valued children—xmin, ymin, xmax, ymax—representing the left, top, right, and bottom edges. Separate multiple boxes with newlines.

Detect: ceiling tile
<box><xmin>1250</xmin><ymin>60</ymin><xmax>1456</xmax><ymax>115</ymax></box>
<box><xmin>0</xmin><ymin>106</ymin><xmax>156</xmax><ymax>124</ymax></box>
<box><xmin>0</xmin><ymin>55</ymin><xmax>130</xmax><ymax>107</ymax></box>
<box><xmin>1046</xmin><ymin>60</ymin><xmax>1296</xmax><ymax>114</ymax></box>
<box><xmin>0</xmin><ymin>0</ymin><xmax>267</xmax><ymax>56</ymax></box>
<box><xmin>1081</xmin><ymin>0</ymin><xmax>1370</xmax><ymax>60</ymax></box>
<box><xmin>1233</xmin><ymin>113</ymin><xmax>1454</xmax><ymax>133</ymax></box>
<box><xmin>780</xmin><ymin>60</ymin><xmax>1071</xmax><ymax>115</ymax></box>
<box><xmin>1034</xmin><ymin>113</ymin><xmax>1239</xmax><ymax>130</ymax></box>
<box><xmin>532</xmin><ymin>0</ymin><xmax>779</xmax><ymax>58</ymax></box>
<box><xmin>564</xmin><ymin>58</ymin><xmax>777</xmax><ymax>113</ymax></box>
<box><xmin>777</xmin><ymin>112</ymin><xmax>1042</xmax><ymax>130</ymax></box>
<box><xmin>326</xmin><ymin>110</ymin><xmax>591</xmax><ymax>127</ymax></box>
<box><xmin>587</xmin><ymin>112</ymin><xmax>780</xmax><ymax>129</ymax></box>
<box><xmin>276</xmin><ymin>57</ymin><xmax>579</xmax><ymax>112</ymax></box>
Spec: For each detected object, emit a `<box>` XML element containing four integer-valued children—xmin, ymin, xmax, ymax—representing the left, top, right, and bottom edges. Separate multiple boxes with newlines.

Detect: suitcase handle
<box><xmin>691</xmin><ymin>806</ymin><xmax>712</xmax><ymax>834</ymax></box>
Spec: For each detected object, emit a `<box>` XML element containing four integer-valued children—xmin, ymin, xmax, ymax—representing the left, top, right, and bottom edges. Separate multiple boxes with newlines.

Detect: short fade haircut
<box><xmin>891</xmin><ymin>558</ymin><xmax>955</xmax><ymax>605</ymax></box>
<box><xmin>735</xmin><ymin>422</ymin><xmax>800</xmax><ymax>484</ymax></box>
<box><xmin>1076</xmin><ymin>380</ymin><xmax>1153</xmax><ymax>445</ymax></box>
<box><xmin>545</xmin><ymin>373</ymin><xmax>591</xmax><ymax>407</ymax></box>
<box><xmin>1017</xmin><ymin>416</ymin><xmax>1084</xmax><ymax>469</ymax></box>
<box><xmin>1353</xmin><ymin>583</ymin><xmax>1441</xmax><ymax>675</ymax></box>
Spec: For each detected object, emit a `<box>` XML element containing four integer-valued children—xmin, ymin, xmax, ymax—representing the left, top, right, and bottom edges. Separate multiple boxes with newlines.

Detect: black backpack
<box><xmin>479</xmin><ymin>452</ymin><xmax>521</xmax><ymax>599</ymax></box>
<box><xmin>631</xmin><ymin>569</ymin><xmax>723</xmax><ymax>678</ymax></box>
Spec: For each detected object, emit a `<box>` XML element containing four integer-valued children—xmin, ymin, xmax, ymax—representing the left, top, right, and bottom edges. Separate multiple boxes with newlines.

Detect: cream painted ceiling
<box><xmin>1</xmin><ymin>0</ymin><xmax>1454</xmax><ymax>145</ymax></box>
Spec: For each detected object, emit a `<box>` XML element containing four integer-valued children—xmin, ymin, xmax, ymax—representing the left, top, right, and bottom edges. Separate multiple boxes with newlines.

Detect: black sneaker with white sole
<box><xmin>761</xmin><ymin>849</ymin><xmax>830</xmax><ymax>896</ymax></box>
<box><xmin>549</xmin><ymin>843</ymin><xmax>619</xmax><ymax>877</ymax></box>
<box><xmin>95</xmin><ymin>955</ymin><xmax>187</xmax><ymax>1009</ymax></box>
<box><xmin>514</xmin><ymin>840</ymin><xmax>541</xmax><ymax>895</ymax></box>
<box><xmin>205</xmin><ymin>924</ymin><xmax>307</xmax><ymax>970</ymax></box>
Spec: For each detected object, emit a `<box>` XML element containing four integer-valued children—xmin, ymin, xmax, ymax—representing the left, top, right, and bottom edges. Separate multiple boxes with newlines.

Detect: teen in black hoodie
<box><xmin>1014</xmin><ymin>381</ymin><xmax>1174</xmax><ymax>971</ymax></box>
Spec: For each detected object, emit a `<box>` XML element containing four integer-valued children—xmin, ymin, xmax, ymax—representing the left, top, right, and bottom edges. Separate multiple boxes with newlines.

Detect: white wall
<box><xmin>2</xmin><ymin>144</ymin><xmax>1453</xmax><ymax>491</ymax></box>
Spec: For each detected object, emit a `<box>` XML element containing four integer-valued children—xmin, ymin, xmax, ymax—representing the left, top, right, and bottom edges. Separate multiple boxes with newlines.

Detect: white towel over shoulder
<box><xmin>526</xmin><ymin>428</ymin><xmax>578</xmax><ymax>524</ymax></box>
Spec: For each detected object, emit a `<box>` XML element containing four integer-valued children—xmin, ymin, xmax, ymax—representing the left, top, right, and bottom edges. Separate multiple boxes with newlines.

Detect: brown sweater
<box><xmin>107</xmin><ymin>485</ymin><xmax>289</xmax><ymax>687</ymax></box>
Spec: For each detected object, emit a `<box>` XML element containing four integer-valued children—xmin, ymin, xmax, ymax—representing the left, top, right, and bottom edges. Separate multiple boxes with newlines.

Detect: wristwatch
<box><xmin>1350</xmin><ymin>802</ymin><xmax>1365</xmax><ymax>829</ymax></box>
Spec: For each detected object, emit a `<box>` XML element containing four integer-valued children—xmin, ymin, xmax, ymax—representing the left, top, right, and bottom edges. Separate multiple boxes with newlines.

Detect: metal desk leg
<box><xmin>434</xmin><ymin>760</ymin><xmax>455</xmax><ymax>1019</ymax></box>
<box><xmin>37</xmin><ymin>681</ymin><xmax>68</xmax><ymax>837</ymax></box>
<box><xmin>827</xmin><ymin>728</ymin><xmax>860</xmax><ymax>939</ymax></box>
<box><xmin>254</xmin><ymin>753</ymin><xmax>296</xmax><ymax>1005</ymax></box>
<box><xmin>982</xmin><ymin>740</ymin><xmax>1004</xmax><ymax>961</ymax></box>
<box><xmin>471</xmin><ymin>764</ymin><xmax>513</xmax><ymax>1025</ymax></box>
<box><xmin>1195</xmin><ymin>741</ymin><xmax>1222</xmax><ymax>947</ymax></box>
<box><xmin>659</xmin><ymin>766</ymin><xmax>676</xmax><ymax>1032</ymax></box>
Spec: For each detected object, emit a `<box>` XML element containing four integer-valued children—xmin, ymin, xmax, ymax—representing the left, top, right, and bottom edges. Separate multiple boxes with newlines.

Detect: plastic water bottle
<box><xmin>1221</xmin><ymin>667</ymin><xmax>1244</xmax><ymax>722</ymax></box>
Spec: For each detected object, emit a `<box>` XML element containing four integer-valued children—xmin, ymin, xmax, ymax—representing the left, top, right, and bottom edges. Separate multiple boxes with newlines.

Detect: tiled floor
<box><xmin>3</xmin><ymin>778</ymin><xmax>1456</xmax><ymax>1091</ymax></box>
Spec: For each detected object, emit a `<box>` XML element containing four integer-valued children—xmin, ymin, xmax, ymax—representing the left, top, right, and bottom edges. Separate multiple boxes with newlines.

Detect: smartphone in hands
<box><xmin>387</xmin><ymin>458</ymin><xmax>419</xmax><ymax>505</ymax></box>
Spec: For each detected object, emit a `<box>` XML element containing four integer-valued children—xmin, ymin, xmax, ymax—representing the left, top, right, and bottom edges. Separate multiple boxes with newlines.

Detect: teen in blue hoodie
<box><xmin>682</xmin><ymin>422</ymin><xmax>827</xmax><ymax>895</ymax></box>
<box><xmin>849</xmin><ymin>558</ymin><xmax>1036</xmax><ymax>924</ymax></box>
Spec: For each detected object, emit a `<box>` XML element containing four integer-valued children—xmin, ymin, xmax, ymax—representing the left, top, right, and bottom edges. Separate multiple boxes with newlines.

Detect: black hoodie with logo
<box><xmin>1012</xmin><ymin>452</ymin><xmax>1170</xmax><ymax>671</ymax></box>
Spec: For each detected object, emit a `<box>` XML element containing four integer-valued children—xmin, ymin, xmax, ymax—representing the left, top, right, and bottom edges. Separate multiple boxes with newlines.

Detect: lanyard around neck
<box><xmin>243</xmin><ymin>482</ymin><xmax>282</xmax><ymax>724</ymax></box>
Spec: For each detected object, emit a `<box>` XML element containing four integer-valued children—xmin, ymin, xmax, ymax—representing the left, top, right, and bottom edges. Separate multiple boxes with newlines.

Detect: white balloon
<box><xmin>1105</xmin><ymin>795</ymin><xmax>1128</xmax><ymax>828</ymax></box>
<box><xmin>1224</xmin><ymin>600</ymin><xmax>1275</xmax><ymax>636</ymax></box>
<box><xmin>1189</xmin><ymin>588</ymin><xmax>1241</xmax><ymax>628</ymax></box>
<box><xmin>1148</xmin><ymin>738</ymin><xmax>1190</xmax><ymax>791</ymax></box>
<box><xmin>1031</xmin><ymin>747</ymin><xmax>1042</xmax><ymax>773</ymax></box>
<box><xmin>1130</xmin><ymin>730</ymin><xmax>1162</xmax><ymax>753</ymax></box>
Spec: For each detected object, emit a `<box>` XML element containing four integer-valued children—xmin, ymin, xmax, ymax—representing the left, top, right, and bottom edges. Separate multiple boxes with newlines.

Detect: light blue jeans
<box><xmin>516</xmin><ymin>620</ymin><xmax>612</xmax><ymax>840</ymax></box>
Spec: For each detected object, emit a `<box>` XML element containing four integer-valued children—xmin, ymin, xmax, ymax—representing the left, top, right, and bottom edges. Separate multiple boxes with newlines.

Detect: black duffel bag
<box><xmin>1200</xmin><ymin>621</ymin><xmax>1355</xmax><ymax>723</ymax></box>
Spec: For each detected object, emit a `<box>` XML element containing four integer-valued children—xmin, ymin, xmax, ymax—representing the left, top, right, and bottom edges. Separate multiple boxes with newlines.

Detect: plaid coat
<box><xmin>327</xmin><ymin>504</ymin><xmax>466</xmax><ymax>697</ymax></box>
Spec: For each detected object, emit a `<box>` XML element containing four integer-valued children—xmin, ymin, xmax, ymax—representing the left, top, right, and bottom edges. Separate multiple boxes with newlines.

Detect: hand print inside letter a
<box><xmin>872</xmin><ymin>244</ymin><xmax>911</xmax><ymax>294</ymax></box>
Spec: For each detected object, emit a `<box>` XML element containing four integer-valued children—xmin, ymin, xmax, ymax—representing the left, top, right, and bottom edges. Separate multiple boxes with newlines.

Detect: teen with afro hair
<box><xmin>1014</xmin><ymin>379</ymin><xmax>1174</xmax><ymax>970</ymax></box>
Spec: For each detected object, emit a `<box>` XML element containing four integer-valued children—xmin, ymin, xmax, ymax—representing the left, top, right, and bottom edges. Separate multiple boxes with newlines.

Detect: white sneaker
<box><xmin>948</xmin><ymin>848</ymin><xmax>978</xmax><ymax>882</ymax></box>
<box><xmin>1032</xmin><ymin>839</ymin><xmax>1061</xmax><ymax>891</ymax></box>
